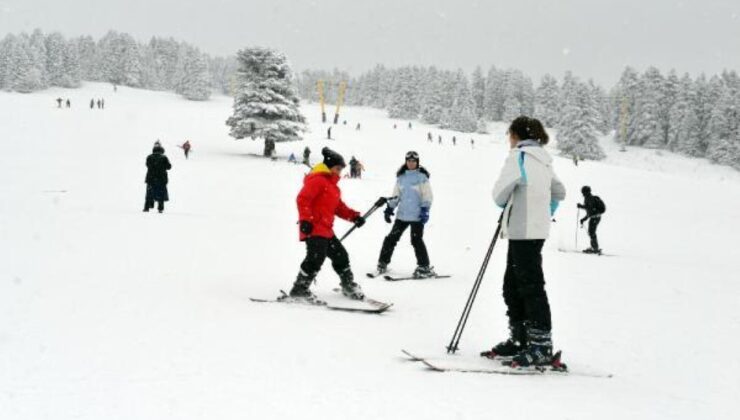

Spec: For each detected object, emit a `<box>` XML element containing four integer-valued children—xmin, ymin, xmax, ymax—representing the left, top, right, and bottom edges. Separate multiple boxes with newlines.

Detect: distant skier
<box><xmin>393</xmin><ymin>124</ymin><xmax>397</xmax><ymax>129</ymax></box>
<box><xmin>471</xmin><ymin>139</ymin><xmax>475</xmax><ymax>149</ymax></box>
<box><xmin>288</xmin><ymin>153</ymin><xmax>297</xmax><ymax>164</ymax></box>
<box><xmin>374</xmin><ymin>151</ymin><xmax>435</xmax><ymax>279</ymax></box>
<box><xmin>90</xmin><ymin>99</ymin><xmax>94</xmax><ymax>109</ymax></box>
<box><xmin>96</xmin><ymin>99</ymin><xmax>101</xmax><ymax>109</ymax></box>
<box><xmin>303</xmin><ymin>147</ymin><xmax>311</xmax><ymax>166</ymax></box>
<box><xmin>349</xmin><ymin>156</ymin><xmax>359</xmax><ymax>178</ymax></box>
<box><xmin>282</xmin><ymin>147</ymin><xmax>366</xmax><ymax>303</ymax></box>
<box><xmin>180</xmin><ymin>140</ymin><xmax>192</xmax><ymax>159</ymax></box>
<box><xmin>427</xmin><ymin>132</ymin><xmax>432</xmax><ymax>142</ymax></box>
<box><xmin>483</xmin><ymin>116</ymin><xmax>566</xmax><ymax>368</ymax></box>
<box><xmin>572</xmin><ymin>154</ymin><xmax>579</xmax><ymax>166</ymax></box>
<box><xmin>408</xmin><ymin>122</ymin><xmax>412</xmax><ymax>129</ymax></box>
<box><xmin>343</xmin><ymin>120</ymin><xmax>347</xmax><ymax>125</ymax></box>
<box><xmin>438</xmin><ymin>135</ymin><xmax>442</xmax><ymax>145</ymax></box>
<box><xmin>101</xmin><ymin>99</ymin><xmax>105</xmax><ymax>109</ymax></box>
<box><xmin>65</xmin><ymin>99</ymin><xmax>71</xmax><ymax>108</ymax></box>
<box><xmin>578</xmin><ymin>186</ymin><xmax>605</xmax><ymax>254</ymax></box>
<box><xmin>453</xmin><ymin>137</ymin><xmax>457</xmax><ymax>146</ymax></box>
<box><xmin>113</xmin><ymin>84</ymin><xmax>118</xmax><ymax>92</ymax></box>
<box><xmin>356</xmin><ymin>123</ymin><xmax>361</xmax><ymax>131</ymax></box>
<box><xmin>143</xmin><ymin>143</ymin><xmax>172</xmax><ymax>213</ymax></box>
<box><xmin>56</xmin><ymin>98</ymin><xmax>63</xmax><ymax>108</ymax></box>
<box><xmin>327</xmin><ymin>126</ymin><xmax>332</xmax><ymax>140</ymax></box>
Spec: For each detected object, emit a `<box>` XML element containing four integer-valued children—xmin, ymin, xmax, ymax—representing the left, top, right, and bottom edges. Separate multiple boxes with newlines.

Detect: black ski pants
<box><xmin>502</xmin><ymin>239</ymin><xmax>551</xmax><ymax>331</ymax></box>
<box><xmin>588</xmin><ymin>217</ymin><xmax>601</xmax><ymax>250</ymax></box>
<box><xmin>378</xmin><ymin>220</ymin><xmax>430</xmax><ymax>267</ymax></box>
<box><xmin>300</xmin><ymin>236</ymin><xmax>351</xmax><ymax>279</ymax></box>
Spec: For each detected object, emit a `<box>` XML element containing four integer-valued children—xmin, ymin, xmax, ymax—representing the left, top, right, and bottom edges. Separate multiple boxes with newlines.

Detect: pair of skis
<box><xmin>366</xmin><ymin>271</ymin><xmax>451</xmax><ymax>281</ymax></box>
<box><xmin>249</xmin><ymin>290</ymin><xmax>393</xmax><ymax>314</ymax></box>
<box><xmin>401</xmin><ymin>349</ymin><xmax>613</xmax><ymax>378</ymax></box>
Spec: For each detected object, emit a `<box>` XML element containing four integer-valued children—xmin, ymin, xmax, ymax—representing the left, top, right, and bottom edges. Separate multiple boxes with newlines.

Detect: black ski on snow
<box><xmin>557</xmin><ymin>248</ymin><xmax>615</xmax><ymax>257</ymax></box>
<box><xmin>249</xmin><ymin>291</ymin><xmax>393</xmax><ymax>314</ymax></box>
<box><xmin>383</xmin><ymin>275</ymin><xmax>451</xmax><ymax>282</ymax></box>
<box><xmin>400</xmin><ymin>349</ymin><xmax>613</xmax><ymax>378</ymax></box>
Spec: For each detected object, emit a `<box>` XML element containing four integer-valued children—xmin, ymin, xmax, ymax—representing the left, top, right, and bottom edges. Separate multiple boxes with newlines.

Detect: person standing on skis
<box><xmin>374</xmin><ymin>151</ymin><xmax>435</xmax><ymax>279</ymax></box>
<box><xmin>578</xmin><ymin>186</ymin><xmax>605</xmax><ymax>254</ymax></box>
<box><xmin>143</xmin><ymin>142</ymin><xmax>172</xmax><ymax>213</ymax></box>
<box><xmin>282</xmin><ymin>147</ymin><xmax>366</xmax><ymax>303</ymax></box>
<box><xmin>483</xmin><ymin>116</ymin><xmax>566</xmax><ymax>368</ymax></box>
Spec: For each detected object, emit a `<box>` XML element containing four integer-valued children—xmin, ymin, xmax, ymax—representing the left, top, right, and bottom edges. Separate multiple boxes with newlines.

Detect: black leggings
<box><xmin>502</xmin><ymin>240</ymin><xmax>551</xmax><ymax>330</ymax></box>
<box><xmin>378</xmin><ymin>220</ymin><xmax>430</xmax><ymax>266</ymax></box>
<box><xmin>300</xmin><ymin>236</ymin><xmax>351</xmax><ymax>277</ymax></box>
<box><xmin>588</xmin><ymin>217</ymin><xmax>601</xmax><ymax>250</ymax></box>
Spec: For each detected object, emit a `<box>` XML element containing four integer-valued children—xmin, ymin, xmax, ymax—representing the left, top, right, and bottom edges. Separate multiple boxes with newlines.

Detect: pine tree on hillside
<box><xmin>631</xmin><ymin>67</ymin><xmax>665</xmax><ymax>148</ymax></box>
<box><xmin>502</xmin><ymin>93</ymin><xmax>521</xmax><ymax>123</ymax></box>
<box><xmin>668</xmin><ymin>74</ymin><xmax>701</xmax><ymax>155</ymax></box>
<box><xmin>588</xmin><ymin>80</ymin><xmax>610</xmax><ymax>134</ymax></box>
<box><xmin>420</xmin><ymin>68</ymin><xmax>445</xmax><ymax>124</ymax></box>
<box><xmin>476</xmin><ymin>118</ymin><xmax>488</xmax><ymax>134</ymax></box>
<box><xmin>471</xmin><ymin>66</ymin><xmax>486</xmax><ymax>118</ymax></box>
<box><xmin>45</xmin><ymin>32</ymin><xmax>67</xmax><ymax>87</ymax></box>
<box><xmin>706</xmin><ymin>83</ymin><xmax>740</xmax><ymax>166</ymax></box>
<box><xmin>557</xmin><ymin>81</ymin><xmax>606</xmax><ymax>160</ymax></box>
<box><xmin>483</xmin><ymin>66</ymin><xmax>503</xmax><ymax>121</ymax></box>
<box><xmin>534</xmin><ymin>74</ymin><xmax>560</xmax><ymax>127</ymax></box>
<box><xmin>225</xmin><ymin>47</ymin><xmax>306</xmax><ymax>155</ymax></box>
<box><xmin>76</xmin><ymin>35</ymin><xmax>98</xmax><ymax>81</ymax></box>
<box><xmin>447</xmin><ymin>71</ymin><xmax>477</xmax><ymax>132</ymax></box>
<box><xmin>612</xmin><ymin>67</ymin><xmax>640</xmax><ymax>146</ymax></box>
<box><xmin>176</xmin><ymin>47</ymin><xmax>211</xmax><ymax>101</ymax></box>
<box><xmin>388</xmin><ymin>68</ymin><xmax>419</xmax><ymax>119</ymax></box>
<box><xmin>61</xmin><ymin>40</ymin><xmax>81</xmax><ymax>88</ymax></box>
<box><xmin>28</xmin><ymin>29</ymin><xmax>48</xmax><ymax>88</ymax></box>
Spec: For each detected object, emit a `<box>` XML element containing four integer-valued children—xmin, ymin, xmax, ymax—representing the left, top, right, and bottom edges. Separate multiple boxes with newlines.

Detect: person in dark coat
<box><xmin>181</xmin><ymin>140</ymin><xmax>191</xmax><ymax>159</ymax></box>
<box><xmin>90</xmin><ymin>99</ymin><xmax>94</xmax><ymax>109</ymax></box>
<box><xmin>65</xmin><ymin>99</ymin><xmax>71</xmax><ymax>108</ymax></box>
<box><xmin>303</xmin><ymin>147</ymin><xmax>311</xmax><ymax>166</ymax></box>
<box><xmin>144</xmin><ymin>144</ymin><xmax>172</xmax><ymax>213</ymax></box>
<box><xmin>578</xmin><ymin>186</ymin><xmax>605</xmax><ymax>253</ymax></box>
<box><xmin>56</xmin><ymin>98</ymin><xmax>63</xmax><ymax>108</ymax></box>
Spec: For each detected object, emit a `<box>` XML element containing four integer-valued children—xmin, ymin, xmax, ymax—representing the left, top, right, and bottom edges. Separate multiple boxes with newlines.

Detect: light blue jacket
<box><xmin>388</xmin><ymin>169</ymin><xmax>433</xmax><ymax>222</ymax></box>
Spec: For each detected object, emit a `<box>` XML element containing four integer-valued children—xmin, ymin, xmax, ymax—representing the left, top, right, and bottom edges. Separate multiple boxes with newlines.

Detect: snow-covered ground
<box><xmin>1</xmin><ymin>83</ymin><xmax>738</xmax><ymax>420</ymax></box>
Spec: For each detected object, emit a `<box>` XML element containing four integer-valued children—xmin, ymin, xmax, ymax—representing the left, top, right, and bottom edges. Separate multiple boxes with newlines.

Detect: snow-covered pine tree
<box><xmin>388</xmin><ymin>68</ymin><xmax>419</xmax><ymax>119</ymax></box>
<box><xmin>2</xmin><ymin>35</ymin><xmax>41</xmax><ymax>93</ymax></box>
<box><xmin>28</xmin><ymin>29</ymin><xmax>48</xmax><ymax>88</ymax></box>
<box><xmin>420</xmin><ymin>67</ymin><xmax>445</xmax><ymax>124</ymax></box>
<box><xmin>502</xmin><ymin>91</ymin><xmax>522</xmax><ymax>123</ymax></box>
<box><xmin>612</xmin><ymin>67</ymin><xmax>640</xmax><ymax>146</ymax></box>
<box><xmin>587</xmin><ymin>80</ymin><xmax>610</xmax><ymax>134</ymax></box>
<box><xmin>706</xmin><ymin>79</ymin><xmax>739</xmax><ymax>167</ymax></box>
<box><xmin>76</xmin><ymin>35</ymin><xmax>98</xmax><ymax>81</ymax></box>
<box><xmin>631</xmin><ymin>67</ymin><xmax>665</xmax><ymax>148</ymax></box>
<box><xmin>61</xmin><ymin>40</ymin><xmax>81</xmax><ymax>88</ymax></box>
<box><xmin>534</xmin><ymin>74</ymin><xmax>560</xmax><ymax>127</ymax></box>
<box><xmin>44</xmin><ymin>32</ymin><xmax>67</xmax><ymax>87</ymax></box>
<box><xmin>175</xmin><ymin>46</ymin><xmax>211</xmax><ymax>100</ymax></box>
<box><xmin>225</xmin><ymin>47</ymin><xmax>306</xmax><ymax>155</ymax></box>
<box><xmin>556</xmin><ymin>80</ymin><xmax>606</xmax><ymax>160</ymax></box>
<box><xmin>471</xmin><ymin>66</ymin><xmax>486</xmax><ymax>118</ymax></box>
<box><xmin>668</xmin><ymin>74</ymin><xmax>701</xmax><ymax>155</ymax></box>
<box><xmin>447</xmin><ymin>71</ymin><xmax>477</xmax><ymax>132</ymax></box>
<box><xmin>483</xmin><ymin>66</ymin><xmax>504</xmax><ymax>121</ymax></box>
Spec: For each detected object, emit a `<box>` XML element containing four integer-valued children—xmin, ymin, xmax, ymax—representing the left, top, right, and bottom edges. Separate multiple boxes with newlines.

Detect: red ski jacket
<box><xmin>297</xmin><ymin>163</ymin><xmax>359</xmax><ymax>240</ymax></box>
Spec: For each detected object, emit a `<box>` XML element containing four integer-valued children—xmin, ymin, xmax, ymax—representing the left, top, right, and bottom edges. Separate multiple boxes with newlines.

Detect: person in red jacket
<box><xmin>283</xmin><ymin>147</ymin><xmax>366</xmax><ymax>303</ymax></box>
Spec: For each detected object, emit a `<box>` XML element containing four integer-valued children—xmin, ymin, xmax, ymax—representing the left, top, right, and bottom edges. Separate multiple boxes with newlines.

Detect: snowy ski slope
<box><xmin>1</xmin><ymin>83</ymin><xmax>738</xmax><ymax>420</ymax></box>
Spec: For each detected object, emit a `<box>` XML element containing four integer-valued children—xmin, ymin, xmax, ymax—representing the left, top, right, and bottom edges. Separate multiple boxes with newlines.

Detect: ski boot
<box><xmin>412</xmin><ymin>265</ymin><xmax>437</xmax><ymax>279</ymax></box>
<box><xmin>280</xmin><ymin>270</ymin><xmax>325</xmax><ymax>305</ymax></box>
<box><xmin>509</xmin><ymin>326</ymin><xmax>553</xmax><ymax>368</ymax></box>
<box><xmin>481</xmin><ymin>321</ymin><xmax>527</xmax><ymax>360</ymax></box>
<box><xmin>369</xmin><ymin>262</ymin><xmax>389</xmax><ymax>278</ymax></box>
<box><xmin>583</xmin><ymin>248</ymin><xmax>602</xmax><ymax>255</ymax></box>
<box><xmin>339</xmin><ymin>269</ymin><xmax>365</xmax><ymax>300</ymax></box>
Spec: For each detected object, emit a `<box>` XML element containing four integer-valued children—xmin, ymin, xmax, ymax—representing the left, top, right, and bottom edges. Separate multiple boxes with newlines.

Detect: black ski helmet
<box><xmin>581</xmin><ymin>186</ymin><xmax>592</xmax><ymax>195</ymax></box>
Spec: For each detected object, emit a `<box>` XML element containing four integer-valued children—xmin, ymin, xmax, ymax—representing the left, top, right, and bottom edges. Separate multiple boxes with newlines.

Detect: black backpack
<box><xmin>593</xmin><ymin>196</ymin><xmax>606</xmax><ymax>214</ymax></box>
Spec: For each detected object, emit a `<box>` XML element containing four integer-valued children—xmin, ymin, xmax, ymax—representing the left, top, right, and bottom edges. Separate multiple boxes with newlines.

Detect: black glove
<box><xmin>353</xmin><ymin>215</ymin><xmax>366</xmax><ymax>228</ymax></box>
<box><xmin>577</xmin><ymin>203</ymin><xmax>584</xmax><ymax>209</ymax></box>
<box><xmin>580</xmin><ymin>217</ymin><xmax>587</xmax><ymax>227</ymax></box>
<box><xmin>299</xmin><ymin>220</ymin><xmax>313</xmax><ymax>235</ymax></box>
<box><xmin>384</xmin><ymin>206</ymin><xmax>394</xmax><ymax>224</ymax></box>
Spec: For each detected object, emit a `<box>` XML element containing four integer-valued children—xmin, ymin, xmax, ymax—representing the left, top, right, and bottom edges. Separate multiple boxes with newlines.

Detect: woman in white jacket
<box><xmin>482</xmin><ymin>116</ymin><xmax>566</xmax><ymax>368</ymax></box>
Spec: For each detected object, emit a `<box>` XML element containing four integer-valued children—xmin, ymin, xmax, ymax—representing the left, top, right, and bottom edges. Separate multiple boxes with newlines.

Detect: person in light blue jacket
<box><xmin>374</xmin><ymin>151</ymin><xmax>436</xmax><ymax>278</ymax></box>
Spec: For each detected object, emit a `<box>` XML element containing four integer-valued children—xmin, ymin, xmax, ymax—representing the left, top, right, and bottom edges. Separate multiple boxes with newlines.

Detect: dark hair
<box><xmin>397</xmin><ymin>165</ymin><xmax>430</xmax><ymax>178</ymax></box>
<box><xmin>508</xmin><ymin>116</ymin><xmax>549</xmax><ymax>145</ymax></box>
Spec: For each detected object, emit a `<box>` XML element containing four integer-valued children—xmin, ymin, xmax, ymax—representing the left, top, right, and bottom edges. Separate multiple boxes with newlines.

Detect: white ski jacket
<box><xmin>492</xmin><ymin>140</ymin><xmax>566</xmax><ymax>240</ymax></box>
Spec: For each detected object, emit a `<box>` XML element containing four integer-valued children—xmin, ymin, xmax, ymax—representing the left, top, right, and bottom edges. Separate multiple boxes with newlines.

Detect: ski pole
<box><xmin>339</xmin><ymin>196</ymin><xmax>395</xmax><ymax>242</ymax></box>
<box><xmin>446</xmin><ymin>210</ymin><xmax>504</xmax><ymax>354</ymax></box>
<box><xmin>575</xmin><ymin>208</ymin><xmax>580</xmax><ymax>250</ymax></box>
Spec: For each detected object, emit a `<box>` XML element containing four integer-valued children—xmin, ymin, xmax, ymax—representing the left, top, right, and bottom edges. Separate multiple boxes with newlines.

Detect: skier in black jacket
<box><xmin>144</xmin><ymin>143</ymin><xmax>172</xmax><ymax>213</ymax></box>
<box><xmin>577</xmin><ymin>186</ymin><xmax>605</xmax><ymax>253</ymax></box>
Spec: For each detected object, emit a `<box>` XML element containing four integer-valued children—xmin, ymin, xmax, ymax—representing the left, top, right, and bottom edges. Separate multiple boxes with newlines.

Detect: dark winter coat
<box><xmin>296</xmin><ymin>163</ymin><xmax>359</xmax><ymax>241</ymax></box>
<box><xmin>145</xmin><ymin>147</ymin><xmax>172</xmax><ymax>185</ymax></box>
<box><xmin>579</xmin><ymin>195</ymin><xmax>605</xmax><ymax>218</ymax></box>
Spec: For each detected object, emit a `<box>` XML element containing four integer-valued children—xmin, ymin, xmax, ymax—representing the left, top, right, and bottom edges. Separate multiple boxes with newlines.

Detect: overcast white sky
<box><xmin>1</xmin><ymin>0</ymin><xmax>738</xmax><ymax>85</ymax></box>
